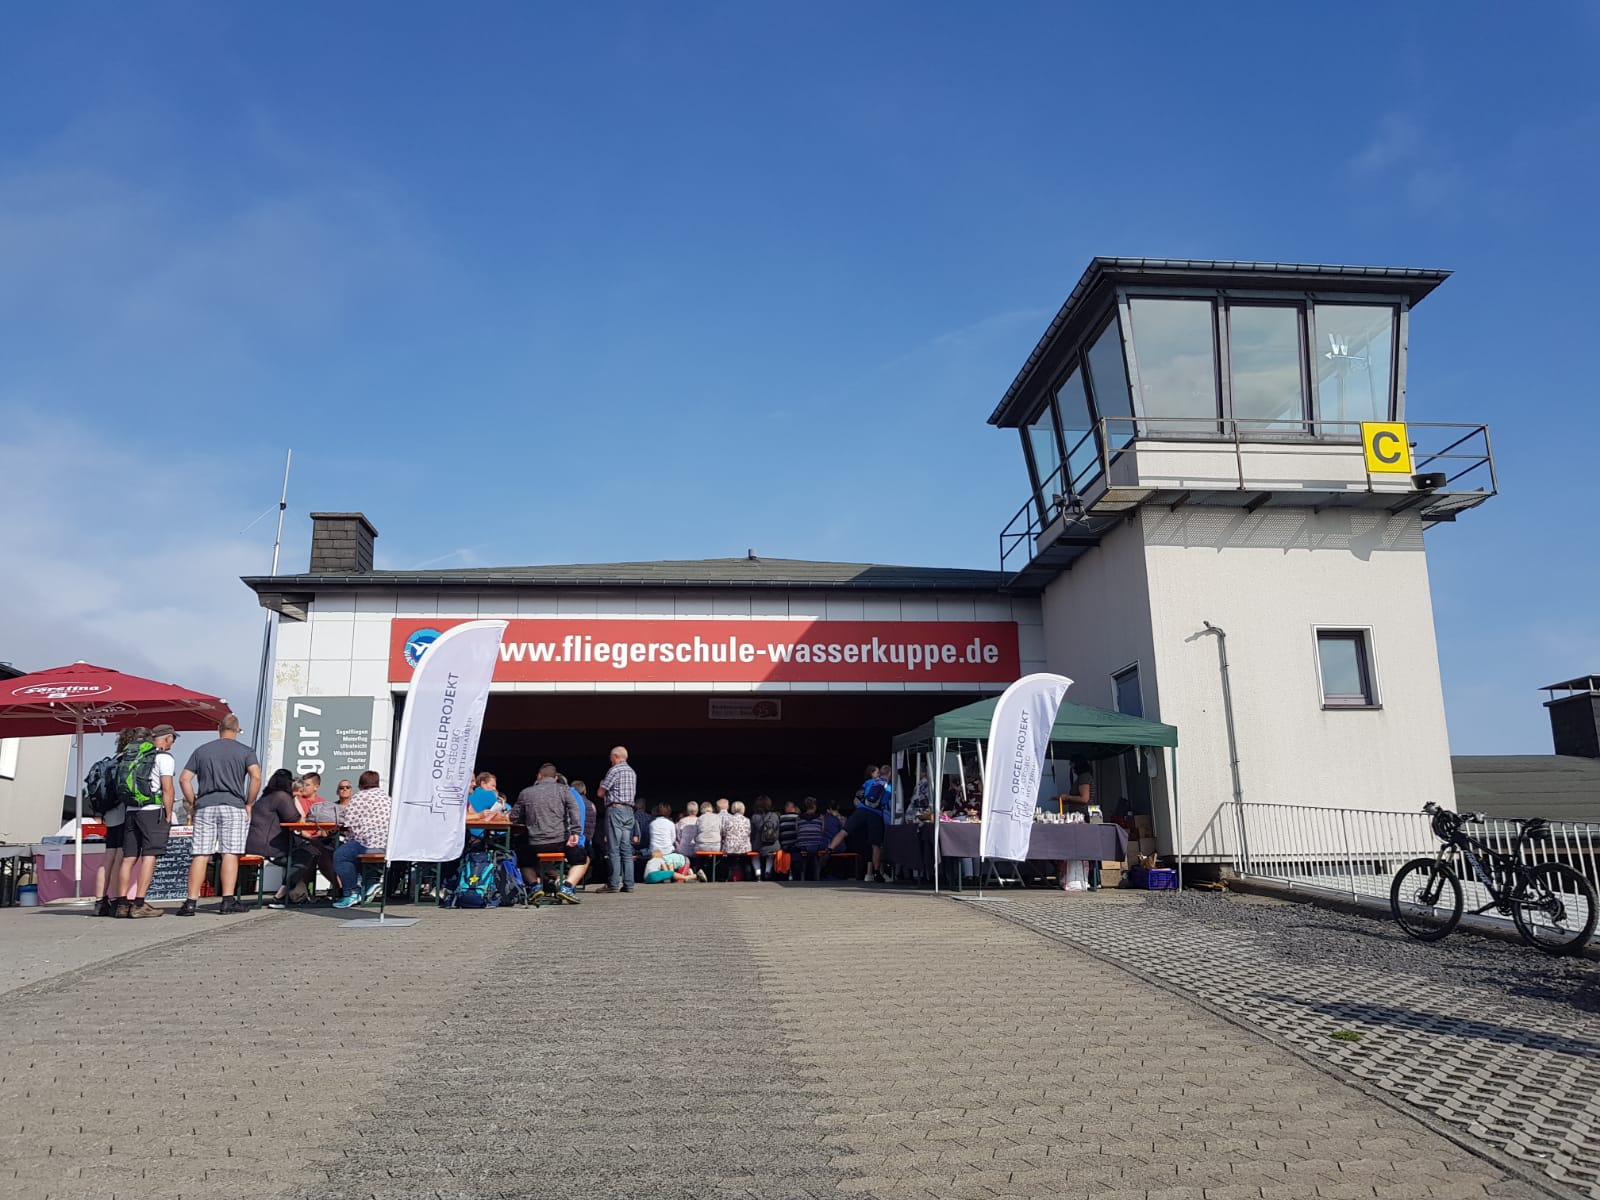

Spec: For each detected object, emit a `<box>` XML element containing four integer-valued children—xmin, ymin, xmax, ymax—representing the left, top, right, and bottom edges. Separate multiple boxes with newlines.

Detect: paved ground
<box><xmin>0</xmin><ymin>904</ymin><xmax>269</xmax><ymax>997</ymax></box>
<box><xmin>978</xmin><ymin>889</ymin><xmax>1600</xmax><ymax>1199</ymax></box>
<box><xmin>0</xmin><ymin>885</ymin><xmax>1561</xmax><ymax>1200</ymax></box>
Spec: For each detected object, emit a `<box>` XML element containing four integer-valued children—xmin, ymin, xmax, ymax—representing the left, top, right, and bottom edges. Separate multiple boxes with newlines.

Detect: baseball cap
<box><xmin>150</xmin><ymin>723</ymin><xmax>178</xmax><ymax>739</ymax></box>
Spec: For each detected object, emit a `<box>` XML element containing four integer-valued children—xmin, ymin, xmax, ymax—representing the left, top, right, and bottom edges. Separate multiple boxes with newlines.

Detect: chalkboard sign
<box><xmin>146</xmin><ymin>830</ymin><xmax>194</xmax><ymax>902</ymax></box>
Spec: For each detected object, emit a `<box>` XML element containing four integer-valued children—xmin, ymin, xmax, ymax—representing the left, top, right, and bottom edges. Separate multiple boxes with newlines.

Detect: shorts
<box><xmin>192</xmin><ymin>805</ymin><xmax>249</xmax><ymax>856</ymax></box>
<box><xmin>515</xmin><ymin>842</ymin><xmax>588</xmax><ymax>870</ymax></box>
<box><xmin>844</xmin><ymin>806</ymin><xmax>886</xmax><ymax>848</ymax></box>
<box><xmin>122</xmin><ymin>809</ymin><xmax>171</xmax><ymax>857</ymax></box>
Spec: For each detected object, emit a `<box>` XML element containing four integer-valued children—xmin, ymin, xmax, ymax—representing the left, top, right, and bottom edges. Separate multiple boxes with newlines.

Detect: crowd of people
<box><xmin>92</xmin><ymin>727</ymin><xmax>908</xmax><ymax>913</ymax></box>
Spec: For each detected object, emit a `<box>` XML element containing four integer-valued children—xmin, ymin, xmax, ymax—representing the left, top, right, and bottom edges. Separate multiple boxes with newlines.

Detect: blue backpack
<box><xmin>442</xmin><ymin>851</ymin><xmax>525</xmax><ymax>909</ymax></box>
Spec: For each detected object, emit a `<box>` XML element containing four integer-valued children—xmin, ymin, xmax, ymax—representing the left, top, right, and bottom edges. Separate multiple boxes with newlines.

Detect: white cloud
<box><xmin>0</xmin><ymin>414</ymin><xmax>275</xmax><ymax>732</ymax></box>
<box><xmin>1346</xmin><ymin>111</ymin><xmax>1463</xmax><ymax>217</ymax></box>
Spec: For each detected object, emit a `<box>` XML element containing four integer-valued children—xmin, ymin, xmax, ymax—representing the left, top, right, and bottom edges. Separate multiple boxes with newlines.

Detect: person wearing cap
<box><xmin>177</xmin><ymin>714</ymin><xmax>262</xmax><ymax>916</ymax></box>
<box><xmin>114</xmin><ymin>725</ymin><xmax>179</xmax><ymax>918</ymax></box>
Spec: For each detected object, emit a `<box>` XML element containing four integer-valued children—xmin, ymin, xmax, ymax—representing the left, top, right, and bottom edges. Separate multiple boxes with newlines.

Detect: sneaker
<box><xmin>112</xmin><ymin>900</ymin><xmax>133</xmax><ymax>919</ymax></box>
<box><xmin>94</xmin><ymin>897</ymin><xmax>113</xmax><ymax>918</ymax></box>
<box><xmin>363</xmin><ymin>880</ymin><xmax>384</xmax><ymax>904</ymax></box>
<box><xmin>175</xmin><ymin>898</ymin><xmax>197</xmax><ymax>917</ymax></box>
<box><xmin>218</xmin><ymin>897</ymin><xmax>248</xmax><ymax>915</ymax></box>
<box><xmin>130</xmin><ymin>902</ymin><xmax>165</xmax><ymax>919</ymax></box>
<box><xmin>333</xmin><ymin>894</ymin><xmax>361</xmax><ymax>909</ymax></box>
<box><xmin>264</xmin><ymin>897</ymin><xmax>288</xmax><ymax>910</ymax></box>
<box><xmin>557</xmin><ymin>884</ymin><xmax>580</xmax><ymax>905</ymax></box>
<box><xmin>694</xmin><ymin>869</ymin><xmax>708</xmax><ymax>882</ymax></box>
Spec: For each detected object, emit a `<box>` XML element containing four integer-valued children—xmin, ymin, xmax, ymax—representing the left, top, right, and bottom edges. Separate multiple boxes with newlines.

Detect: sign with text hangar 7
<box><xmin>388</xmin><ymin>618</ymin><xmax>1021</xmax><ymax>685</ymax></box>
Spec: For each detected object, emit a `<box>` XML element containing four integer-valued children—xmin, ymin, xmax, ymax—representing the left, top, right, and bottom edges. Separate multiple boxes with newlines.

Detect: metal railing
<box><xmin>1234</xmin><ymin>801</ymin><xmax>1600</xmax><ymax>923</ymax></box>
<box><xmin>1000</xmin><ymin>418</ymin><xmax>1496</xmax><ymax>576</ymax></box>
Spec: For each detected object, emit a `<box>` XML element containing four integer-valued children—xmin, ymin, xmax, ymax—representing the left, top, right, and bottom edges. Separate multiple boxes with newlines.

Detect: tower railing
<box><xmin>1000</xmin><ymin>418</ymin><xmax>1495</xmax><ymax>578</ymax></box>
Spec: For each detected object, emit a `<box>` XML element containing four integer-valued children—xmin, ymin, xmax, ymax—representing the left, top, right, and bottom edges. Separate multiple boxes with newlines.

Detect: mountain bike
<box><xmin>1390</xmin><ymin>802</ymin><xmax>1597</xmax><ymax>956</ymax></box>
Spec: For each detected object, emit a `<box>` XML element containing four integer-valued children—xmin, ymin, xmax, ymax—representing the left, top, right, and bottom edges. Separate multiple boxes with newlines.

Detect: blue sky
<box><xmin>0</xmin><ymin>2</ymin><xmax>1595</xmax><ymax>753</ymax></box>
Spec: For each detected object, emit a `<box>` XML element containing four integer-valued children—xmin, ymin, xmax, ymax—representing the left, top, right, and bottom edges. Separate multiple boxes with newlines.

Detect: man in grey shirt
<box><xmin>177</xmin><ymin>714</ymin><xmax>262</xmax><ymax>915</ymax></box>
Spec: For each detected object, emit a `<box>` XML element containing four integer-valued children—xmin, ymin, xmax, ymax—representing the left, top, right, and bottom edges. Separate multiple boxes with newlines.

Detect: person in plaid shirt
<box><xmin>333</xmin><ymin>771</ymin><xmax>391</xmax><ymax>908</ymax></box>
<box><xmin>595</xmin><ymin>746</ymin><xmax>638</xmax><ymax>892</ymax></box>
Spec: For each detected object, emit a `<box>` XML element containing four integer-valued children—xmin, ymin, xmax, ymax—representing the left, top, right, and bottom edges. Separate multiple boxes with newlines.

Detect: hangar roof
<box><xmin>243</xmin><ymin>557</ymin><xmax>1008</xmax><ymax>595</ymax></box>
<box><xmin>1451</xmin><ymin>755</ymin><xmax>1600</xmax><ymax>823</ymax></box>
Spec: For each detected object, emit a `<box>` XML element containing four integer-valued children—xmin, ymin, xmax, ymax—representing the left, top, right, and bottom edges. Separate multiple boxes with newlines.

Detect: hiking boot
<box><xmin>175</xmin><ymin>898</ymin><xmax>197</xmax><ymax>917</ymax></box>
<box><xmin>557</xmin><ymin>884</ymin><xmax>580</xmax><ymax>905</ymax></box>
<box><xmin>218</xmin><ymin>897</ymin><xmax>248</xmax><ymax>915</ymax></box>
<box><xmin>94</xmin><ymin>897</ymin><xmax>113</xmax><ymax>918</ymax></box>
<box><xmin>112</xmin><ymin>900</ymin><xmax>133</xmax><ymax>919</ymax></box>
<box><xmin>130</xmin><ymin>901</ymin><xmax>165</xmax><ymax>918</ymax></box>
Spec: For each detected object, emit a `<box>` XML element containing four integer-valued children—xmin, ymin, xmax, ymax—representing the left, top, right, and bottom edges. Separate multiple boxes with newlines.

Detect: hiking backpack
<box><xmin>83</xmin><ymin>754</ymin><xmax>120</xmax><ymax>816</ymax></box>
<box><xmin>111</xmin><ymin>740</ymin><xmax>160</xmax><ymax>808</ymax></box>
<box><xmin>441</xmin><ymin>852</ymin><xmax>504</xmax><ymax>909</ymax></box>
<box><xmin>493</xmin><ymin>850</ymin><xmax>528</xmax><ymax>908</ymax></box>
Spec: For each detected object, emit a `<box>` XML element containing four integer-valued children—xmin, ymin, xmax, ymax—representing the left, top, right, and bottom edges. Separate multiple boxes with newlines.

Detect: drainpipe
<box><xmin>1197</xmin><ymin>621</ymin><xmax>1248</xmax><ymax>873</ymax></box>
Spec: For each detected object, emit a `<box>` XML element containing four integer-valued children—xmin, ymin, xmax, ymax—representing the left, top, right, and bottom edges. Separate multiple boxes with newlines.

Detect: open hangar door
<box><xmin>470</xmin><ymin>692</ymin><xmax>984</xmax><ymax>809</ymax></box>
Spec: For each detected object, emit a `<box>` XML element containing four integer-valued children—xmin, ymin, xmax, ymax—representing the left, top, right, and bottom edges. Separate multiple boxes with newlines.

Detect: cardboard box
<box><xmin>1099</xmin><ymin>864</ymin><xmax>1123</xmax><ymax>888</ymax></box>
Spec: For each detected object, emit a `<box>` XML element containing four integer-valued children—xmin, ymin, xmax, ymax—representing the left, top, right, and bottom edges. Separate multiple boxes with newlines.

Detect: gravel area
<box><xmin>1144</xmin><ymin>890</ymin><xmax>1600</xmax><ymax>1015</ymax></box>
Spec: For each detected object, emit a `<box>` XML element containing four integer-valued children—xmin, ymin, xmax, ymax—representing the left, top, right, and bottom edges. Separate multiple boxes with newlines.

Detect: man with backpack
<box><xmin>177</xmin><ymin>714</ymin><xmax>262</xmax><ymax>916</ymax></box>
<box><xmin>113</xmin><ymin>724</ymin><xmax>180</xmax><ymax>918</ymax></box>
<box><xmin>88</xmin><ymin>726</ymin><xmax>147</xmax><ymax>917</ymax></box>
<box><xmin>510</xmin><ymin>762</ymin><xmax>584</xmax><ymax>904</ymax></box>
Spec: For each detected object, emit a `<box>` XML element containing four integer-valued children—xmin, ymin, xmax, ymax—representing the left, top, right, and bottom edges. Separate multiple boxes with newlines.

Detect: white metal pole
<box><xmin>252</xmin><ymin>450</ymin><xmax>292</xmax><ymax>752</ymax></box>
<box><xmin>975</xmin><ymin>737</ymin><xmax>987</xmax><ymax>898</ymax></box>
<box><xmin>73</xmin><ymin>713</ymin><xmax>85</xmax><ymax>899</ymax></box>
<box><xmin>1170</xmin><ymin>746</ymin><xmax>1182</xmax><ymax>892</ymax></box>
<box><xmin>933</xmin><ymin>738</ymin><xmax>943</xmax><ymax>891</ymax></box>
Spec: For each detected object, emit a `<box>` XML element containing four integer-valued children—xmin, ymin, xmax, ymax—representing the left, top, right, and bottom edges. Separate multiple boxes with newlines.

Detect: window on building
<box><xmin>1026</xmin><ymin>404</ymin><xmax>1063</xmax><ymax>506</ymax></box>
<box><xmin>1085</xmin><ymin>318</ymin><xmax>1134</xmax><ymax>448</ymax></box>
<box><xmin>1127</xmin><ymin>297</ymin><xmax>1219</xmax><ymax>434</ymax></box>
<box><xmin>1112</xmin><ymin>664</ymin><xmax>1143</xmax><ymax>718</ymax></box>
<box><xmin>1316</xmin><ymin>629</ymin><xmax>1379</xmax><ymax>708</ymax></box>
<box><xmin>1313</xmin><ymin>303</ymin><xmax>1397</xmax><ymax>430</ymax></box>
<box><xmin>0</xmin><ymin>738</ymin><xmax>17</xmax><ymax>780</ymax></box>
<box><xmin>1055</xmin><ymin>367</ymin><xmax>1099</xmax><ymax>490</ymax></box>
<box><xmin>1227</xmin><ymin>303</ymin><xmax>1306</xmax><ymax>430</ymax></box>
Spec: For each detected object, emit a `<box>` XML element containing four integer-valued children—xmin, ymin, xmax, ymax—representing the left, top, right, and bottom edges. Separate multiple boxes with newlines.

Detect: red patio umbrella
<box><xmin>0</xmin><ymin>663</ymin><xmax>233</xmax><ymax>900</ymax></box>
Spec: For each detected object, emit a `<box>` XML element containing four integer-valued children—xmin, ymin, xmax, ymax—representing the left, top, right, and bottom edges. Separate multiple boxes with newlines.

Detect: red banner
<box><xmin>389</xmin><ymin>619</ymin><xmax>1019</xmax><ymax>684</ymax></box>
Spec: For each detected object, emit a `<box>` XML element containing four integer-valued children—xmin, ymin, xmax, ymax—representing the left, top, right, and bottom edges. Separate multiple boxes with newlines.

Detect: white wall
<box><xmin>1140</xmin><ymin>506</ymin><xmax>1455</xmax><ymax>856</ymax></box>
<box><xmin>1036</xmin><ymin>521</ymin><xmax>1169</xmax><ymax>844</ymax></box>
<box><xmin>0</xmin><ymin>734</ymin><xmax>71</xmax><ymax>843</ymax></box>
<box><xmin>265</xmin><ymin>587</ymin><xmax>1045</xmax><ymax>775</ymax></box>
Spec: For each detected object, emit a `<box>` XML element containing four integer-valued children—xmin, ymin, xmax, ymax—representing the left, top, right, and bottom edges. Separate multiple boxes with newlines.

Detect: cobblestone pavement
<box><xmin>1</xmin><ymin>905</ymin><xmax>269</xmax><ymax>997</ymax></box>
<box><xmin>974</xmin><ymin>889</ymin><xmax>1600</xmax><ymax>1199</ymax></box>
<box><xmin>0</xmin><ymin>885</ymin><xmax>1553</xmax><ymax>1200</ymax></box>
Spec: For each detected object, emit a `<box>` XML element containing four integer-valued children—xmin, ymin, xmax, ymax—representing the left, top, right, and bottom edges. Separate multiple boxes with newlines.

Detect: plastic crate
<box><xmin>1128</xmin><ymin>865</ymin><xmax>1178</xmax><ymax>890</ymax></box>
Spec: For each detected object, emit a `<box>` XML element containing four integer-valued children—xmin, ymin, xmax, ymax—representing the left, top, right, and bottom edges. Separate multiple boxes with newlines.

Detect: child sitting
<box><xmin>642</xmin><ymin>849</ymin><xmax>697</xmax><ymax>883</ymax></box>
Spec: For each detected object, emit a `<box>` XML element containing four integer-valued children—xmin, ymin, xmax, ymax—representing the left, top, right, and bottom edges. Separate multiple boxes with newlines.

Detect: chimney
<box><xmin>1544</xmin><ymin>676</ymin><xmax>1600</xmax><ymax>759</ymax></box>
<box><xmin>308</xmin><ymin>512</ymin><xmax>379</xmax><ymax>574</ymax></box>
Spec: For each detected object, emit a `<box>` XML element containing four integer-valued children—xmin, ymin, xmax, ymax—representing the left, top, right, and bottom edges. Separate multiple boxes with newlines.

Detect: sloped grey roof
<box><xmin>1451</xmin><ymin>755</ymin><xmax>1600</xmax><ymax>823</ymax></box>
<box><xmin>242</xmin><ymin>557</ymin><xmax>1008</xmax><ymax>593</ymax></box>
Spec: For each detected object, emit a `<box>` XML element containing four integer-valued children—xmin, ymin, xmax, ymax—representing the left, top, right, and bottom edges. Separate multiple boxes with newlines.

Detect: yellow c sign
<box><xmin>1362</xmin><ymin>422</ymin><xmax>1412</xmax><ymax>474</ymax></box>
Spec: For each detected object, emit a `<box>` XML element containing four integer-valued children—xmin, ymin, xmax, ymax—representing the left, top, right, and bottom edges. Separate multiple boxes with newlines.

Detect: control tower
<box><xmin>991</xmin><ymin>259</ymin><xmax>1496</xmax><ymax>860</ymax></box>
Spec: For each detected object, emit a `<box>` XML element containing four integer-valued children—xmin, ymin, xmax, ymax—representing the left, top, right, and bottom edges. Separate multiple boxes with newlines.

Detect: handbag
<box><xmin>774</xmin><ymin>849</ymin><xmax>792</xmax><ymax>875</ymax></box>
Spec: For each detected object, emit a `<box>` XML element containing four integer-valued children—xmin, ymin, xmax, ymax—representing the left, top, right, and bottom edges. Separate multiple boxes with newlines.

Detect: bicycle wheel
<box><xmin>1512</xmin><ymin>862</ymin><xmax>1598</xmax><ymax>956</ymax></box>
<box><xmin>1390</xmin><ymin>857</ymin><xmax>1462</xmax><ymax>941</ymax></box>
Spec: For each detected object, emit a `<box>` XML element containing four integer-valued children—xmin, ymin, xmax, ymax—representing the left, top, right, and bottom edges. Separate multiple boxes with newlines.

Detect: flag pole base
<box><xmin>338</xmin><ymin>917</ymin><xmax>419</xmax><ymax>929</ymax></box>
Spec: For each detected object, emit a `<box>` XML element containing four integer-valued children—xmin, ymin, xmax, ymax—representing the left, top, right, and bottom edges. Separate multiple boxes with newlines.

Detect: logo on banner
<box><xmin>402</xmin><ymin>628</ymin><xmax>441</xmax><ymax>668</ymax></box>
<box><xmin>11</xmin><ymin>682</ymin><xmax>115</xmax><ymax>700</ymax></box>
